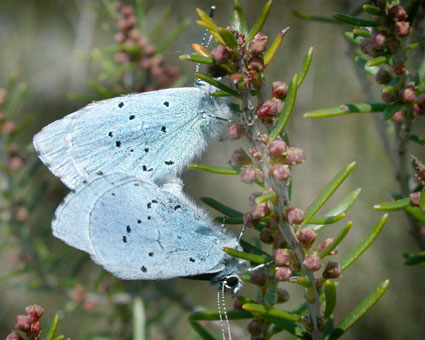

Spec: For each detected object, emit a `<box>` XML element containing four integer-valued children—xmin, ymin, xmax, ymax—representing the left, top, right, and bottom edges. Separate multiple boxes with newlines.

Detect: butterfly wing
<box><xmin>33</xmin><ymin>87</ymin><xmax>228</xmax><ymax>189</ymax></box>
<box><xmin>52</xmin><ymin>172</ymin><xmax>239</xmax><ymax>280</ymax></box>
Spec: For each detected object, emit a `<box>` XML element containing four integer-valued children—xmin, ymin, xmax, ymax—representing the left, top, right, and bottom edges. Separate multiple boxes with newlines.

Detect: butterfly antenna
<box><xmin>196</xmin><ymin>6</ymin><xmax>216</xmax><ymax>73</ymax></box>
<box><xmin>247</xmin><ymin>260</ymin><xmax>274</xmax><ymax>272</ymax></box>
<box><xmin>217</xmin><ymin>289</ymin><xmax>226</xmax><ymax>340</ymax></box>
<box><xmin>222</xmin><ymin>281</ymin><xmax>233</xmax><ymax>340</ymax></box>
<box><xmin>237</xmin><ymin>224</ymin><xmax>247</xmax><ymax>242</ymax></box>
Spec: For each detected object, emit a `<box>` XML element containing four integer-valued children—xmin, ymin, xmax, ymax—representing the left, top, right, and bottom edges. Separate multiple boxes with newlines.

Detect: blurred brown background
<box><xmin>0</xmin><ymin>0</ymin><xmax>424</xmax><ymax>339</ymax></box>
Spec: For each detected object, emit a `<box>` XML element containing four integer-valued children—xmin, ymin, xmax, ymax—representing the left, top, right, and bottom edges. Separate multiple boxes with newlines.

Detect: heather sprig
<box><xmin>182</xmin><ymin>1</ymin><xmax>390</xmax><ymax>339</ymax></box>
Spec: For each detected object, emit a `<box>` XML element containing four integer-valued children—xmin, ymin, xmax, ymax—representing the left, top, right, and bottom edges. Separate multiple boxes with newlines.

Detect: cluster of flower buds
<box><xmin>113</xmin><ymin>2</ymin><xmax>179</xmax><ymax>89</ymax></box>
<box><xmin>6</xmin><ymin>305</ymin><xmax>44</xmax><ymax>340</ymax></box>
<box><xmin>0</xmin><ymin>90</ymin><xmax>26</xmax><ymax>172</ymax></box>
<box><xmin>274</xmin><ymin>248</ymin><xmax>293</xmax><ymax>281</ymax></box>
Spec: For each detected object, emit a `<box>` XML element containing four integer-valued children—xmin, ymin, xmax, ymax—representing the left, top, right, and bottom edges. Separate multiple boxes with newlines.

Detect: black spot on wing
<box><xmin>118</xmin><ymin>102</ymin><xmax>124</xmax><ymax>108</ymax></box>
<box><xmin>152</xmin><ymin>200</ymin><xmax>158</xmax><ymax>203</ymax></box>
<box><xmin>141</xmin><ymin>266</ymin><xmax>147</xmax><ymax>272</ymax></box>
<box><xmin>190</xmin><ymin>257</ymin><xmax>195</xmax><ymax>262</ymax></box>
<box><xmin>96</xmin><ymin>171</ymin><xmax>103</xmax><ymax>175</ymax></box>
<box><xmin>144</xmin><ymin>148</ymin><xmax>149</xmax><ymax>153</ymax></box>
<box><xmin>122</xmin><ymin>236</ymin><xmax>127</xmax><ymax>243</ymax></box>
<box><xmin>163</xmin><ymin>101</ymin><xmax>169</xmax><ymax>107</ymax></box>
<box><xmin>137</xmin><ymin>219</ymin><xmax>141</xmax><ymax>224</ymax></box>
<box><xmin>129</xmin><ymin>115</ymin><xmax>135</xmax><ymax>120</ymax></box>
<box><xmin>142</xmin><ymin>165</ymin><xmax>147</xmax><ymax>171</ymax></box>
<box><xmin>161</xmin><ymin>126</ymin><xmax>166</xmax><ymax>133</ymax></box>
<box><xmin>127</xmin><ymin>225</ymin><xmax>131</xmax><ymax>233</ymax></box>
<box><xmin>164</xmin><ymin>161</ymin><xmax>174</xmax><ymax>165</ymax></box>
<box><xmin>174</xmin><ymin>205</ymin><xmax>181</xmax><ymax>210</ymax></box>
<box><xmin>108</xmin><ymin>131</ymin><xmax>113</xmax><ymax>137</ymax></box>
<box><xmin>147</xmin><ymin>202</ymin><xmax>151</xmax><ymax>209</ymax></box>
<box><xmin>116</xmin><ymin>141</ymin><xmax>121</xmax><ymax>147</ymax></box>
<box><xmin>148</xmin><ymin>216</ymin><xmax>151</xmax><ymax>220</ymax></box>
<box><xmin>148</xmin><ymin>252</ymin><xmax>154</xmax><ymax>257</ymax></box>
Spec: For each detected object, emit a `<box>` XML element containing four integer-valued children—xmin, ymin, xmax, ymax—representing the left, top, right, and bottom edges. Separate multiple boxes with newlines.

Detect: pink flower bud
<box><xmin>393</xmin><ymin>62</ymin><xmax>406</xmax><ymax>75</ymax></box>
<box><xmin>228</xmin><ymin>123</ymin><xmax>245</xmax><ymax>140</ymax></box>
<box><xmin>275</xmin><ymin>266</ymin><xmax>292</xmax><ymax>281</ymax></box>
<box><xmin>250</xmin><ymin>271</ymin><xmax>267</xmax><ymax>286</ymax></box>
<box><xmin>15</xmin><ymin>207</ymin><xmax>29</xmax><ymax>222</ymax></box>
<box><xmin>375</xmin><ymin>69</ymin><xmax>392</xmax><ymax>84</ymax></box>
<box><xmin>8</xmin><ymin>157</ymin><xmax>24</xmax><ymax>171</ymax></box>
<box><xmin>0</xmin><ymin>89</ymin><xmax>7</xmax><ymax>106</ymax></box>
<box><xmin>257</xmin><ymin>99</ymin><xmax>283</xmax><ymax>120</ymax></box>
<box><xmin>322</xmin><ymin>262</ymin><xmax>342</xmax><ymax>279</ymax></box>
<box><xmin>372</xmin><ymin>31</ymin><xmax>387</xmax><ymax>50</ymax></box>
<box><xmin>25</xmin><ymin>304</ymin><xmax>44</xmax><ymax>322</ymax></box>
<box><xmin>6</xmin><ymin>332</ymin><xmax>23</xmax><ymax>340</ymax></box>
<box><xmin>285</xmin><ymin>147</ymin><xmax>305</xmax><ymax>164</ymax></box>
<box><xmin>267</xmin><ymin>139</ymin><xmax>287</xmax><ymax>158</ymax></box>
<box><xmin>394</xmin><ymin>21</ymin><xmax>410</xmax><ymax>37</ymax></box>
<box><xmin>317</xmin><ymin>238</ymin><xmax>334</xmax><ymax>253</ymax></box>
<box><xmin>303</xmin><ymin>254</ymin><xmax>322</xmax><ymax>271</ymax></box>
<box><xmin>272</xmin><ymin>81</ymin><xmax>288</xmax><ymax>99</ymax></box>
<box><xmin>269</xmin><ymin>164</ymin><xmax>291</xmax><ymax>181</ymax></box>
<box><xmin>273</xmin><ymin>248</ymin><xmax>291</xmax><ymax>266</ymax></box>
<box><xmin>259</xmin><ymin>228</ymin><xmax>274</xmax><ymax>244</ymax></box>
<box><xmin>285</xmin><ymin>207</ymin><xmax>304</xmax><ymax>224</ymax></box>
<box><xmin>277</xmin><ymin>288</ymin><xmax>289</xmax><ymax>303</ymax></box>
<box><xmin>31</xmin><ymin>321</ymin><xmax>42</xmax><ymax>333</ymax></box>
<box><xmin>410</xmin><ymin>192</ymin><xmax>421</xmax><ymax>206</ymax></box>
<box><xmin>391</xmin><ymin>111</ymin><xmax>404</xmax><ymax>124</ymax></box>
<box><xmin>297</xmin><ymin>228</ymin><xmax>317</xmax><ymax>248</ymax></box>
<box><xmin>15</xmin><ymin>315</ymin><xmax>32</xmax><ymax>332</ymax></box>
<box><xmin>251</xmin><ymin>203</ymin><xmax>269</xmax><ymax>219</ymax></box>
<box><xmin>359</xmin><ymin>39</ymin><xmax>371</xmax><ymax>55</ymax></box>
<box><xmin>388</xmin><ymin>5</ymin><xmax>408</xmax><ymax>21</ymax></box>
<box><xmin>211</xmin><ymin>45</ymin><xmax>231</xmax><ymax>64</ymax></box>
<box><xmin>241</xmin><ymin>167</ymin><xmax>256</xmax><ymax>184</ymax></box>
<box><xmin>243</xmin><ymin>212</ymin><xmax>258</xmax><ymax>228</ymax></box>
<box><xmin>248</xmin><ymin>39</ymin><xmax>267</xmax><ymax>55</ymax></box>
<box><xmin>231</xmin><ymin>148</ymin><xmax>250</xmax><ymax>166</ymax></box>
<box><xmin>400</xmin><ymin>87</ymin><xmax>416</xmax><ymax>103</ymax></box>
<box><xmin>121</xmin><ymin>5</ymin><xmax>135</xmax><ymax>18</ymax></box>
<box><xmin>2</xmin><ymin>121</ymin><xmax>16</xmax><ymax>134</ymax></box>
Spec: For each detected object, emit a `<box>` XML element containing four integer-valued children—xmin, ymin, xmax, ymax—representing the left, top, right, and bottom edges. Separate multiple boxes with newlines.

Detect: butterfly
<box><xmin>52</xmin><ymin>171</ymin><xmax>248</xmax><ymax>294</ymax></box>
<box><xmin>33</xmin><ymin>80</ymin><xmax>231</xmax><ymax>189</ymax></box>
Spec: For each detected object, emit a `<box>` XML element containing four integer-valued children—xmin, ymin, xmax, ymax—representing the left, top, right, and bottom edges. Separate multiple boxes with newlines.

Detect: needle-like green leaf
<box><xmin>246</xmin><ymin>0</ymin><xmax>272</xmax><ymax>42</ymax></box>
<box><xmin>223</xmin><ymin>247</ymin><xmax>272</xmax><ymax>264</ymax></box>
<box><xmin>305</xmin><ymin>103</ymin><xmax>388</xmax><ymax>118</ymax></box>
<box><xmin>373</xmin><ymin>197</ymin><xmax>410</xmax><ymax>210</ymax></box>
<box><xmin>333</xmin><ymin>13</ymin><xmax>380</xmax><ymax>27</ymax></box>
<box><xmin>188</xmin><ymin>163</ymin><xmax>240</xmax><ymax>175</ymax></box>
<box><xmin>324</xmin><ymin>280</ymin><xmax>337</xmax><ymax>319</ymax></box>
<box><xmin>242</xmin><ymin>303</ymin><xmax>302</xmax><ymax>322</ymax></box>
<box><xmin>232</xmin><ymin>0</ymin><xmax>248</xmax><ymax>35</ymax></box>
<box><xmin>328</xmin><ymin>280</ymin><xmax>389</xmax><ymax>340</ymax></box>
<box><xmin>200</xmin><ymin>197</ymin><xmax>243</xmax><ymax>217</ymax></box>
<box><xmin>195</xmin><ymin>73</ymin><xmax>241</xmax><ymax>97</ymax></box>
<box><xmin>44</xmin><ymin>315</ymin><xmax>60</xmax><ymax>340</ymax></box>
<box><xmin>319</xmin><ymin>221</ymin><xmax>353</xmax><ymax>258</ymax></box>
<box><xmin>179</xmin><ymin>54</ymin><xmax>214</xmax><ymax>64</ymax></box>
<box><xmin>339</xmin><ymin>214</ymin><xmax>388</xmax><ymax>271</ymax></box>
<box><xmin>189</xmin><ymin>321</ymin><xmax>217</xmax><ymax>340</ymax></box>
<box><xmin>264</xmin><ymin>28</ymin><xmax>290</xmax><ymax>66</ymax></box>
<box><xmin>190</xmin><ymin>310</ymin><xmax>252</xmax><ymax>321</ymax></box>
<box><xmin>297</xmin><ymin>47</ymin><xmax>314</xmax><ymax>87</ymax></box>
<box><xmin>302</xmin><ymin>162</ymin><xmax>356</xmax><ymax>226</ymax></box>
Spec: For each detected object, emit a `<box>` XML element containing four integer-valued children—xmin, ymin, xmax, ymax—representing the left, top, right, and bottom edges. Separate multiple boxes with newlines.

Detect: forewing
<box><xmin>88</xmin><ymin>173</ymin><xmax>229</xmax><ymax>280</ymax></box>
<box><xmin>33</xmin><ymin>88</ymin><xmax>206</xmax><ymax>189</ymax></box>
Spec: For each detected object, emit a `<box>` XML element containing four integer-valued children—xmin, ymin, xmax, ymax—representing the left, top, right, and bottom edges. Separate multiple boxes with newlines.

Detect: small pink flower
<box><xmin>228</xmin><ymin>123</ymin><xmax>245</xmax><ymax>140</ymax></box>
<box><xmin>241</xmin><ymin>167</ymin><xmax>256</xmax><ymax>184</ymax></box>
<box><xmin>285</xmin><ymin>207</ymin><xmax>304</xmax><ymax>224</ymax></box>
<box><xmin>275</xmin><ymin>266</ymin><xmax>292</xmax><ymax>281</ymax></box>
<box><xmin>267</xmin><ymin>139</ymin><xmax>287</xmax><ymax>158</ymax></box>
<box><xmin>272</xmin><ymin>81</ymin><xmax>288</xmax><ymax>99</ymax></box>
<box><xmin>303</xmin><ymin>254</ymin><xmax>322</xmax><ymax>271</ymax></box>
<box><xmin>273</xmin><ymin>248</ymin><xmax>291</xmax><ymax>266</ymax></box>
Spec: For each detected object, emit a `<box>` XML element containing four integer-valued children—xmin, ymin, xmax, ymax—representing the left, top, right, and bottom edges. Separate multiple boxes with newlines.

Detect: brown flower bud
<box><xmin>267</xmin><ymin>139</ymin><xmax>287</xmax><ymax>158</ymax></box>
<box><xmin>388</xmin><ymin>5</ymin><xmax>408</xmax><ymax>22</ymax></box>
<box><xmin>211</xmin><ymin>45</ymin><xmax>231</xmax><ymax>64</ymax></box>
<box><xmin>410</xmin><ymin>192</ymin><xmax>421</xmax><ymax>206</ymax></box>
<box><xmin>322</xmin><ymin>262</ymin><xmax>342</xmax><ymax>279</ymax></box>
<box><xmin>25</xmin><ymin>304</ymin><xmax>44</xmax><ymax>322</ymax></box>
<box><xmin>303</xmin><ymin>254</ymin><xmax>322</xmax><ymax>271</ymax></box>
<box><xmin>393</xmin><ymin>62</ymin><xmax>406</xmax><ymax>75</ymax></box>
<box><xmin>372</xmin><ymin>31</ymin><xmax>387</xmax><ymax>50</ymax></box>
<box><xmin>243</xmin><ymin>212</ymin><xmax>258</xmax><ymax>228</ymax></box>
<box><xmin>228</xmin><ymin>123</ymin><xmax>245</xmax><ymax>140</ymax></box>
<box><xmin>259</xmin><ymin>228</ymin><xmax>274</xmax><ymax>244</ymax></box>
<box><xmin>275</xmin><ymin>266</ymin><xmax>292</xmax><ymax>281</ymax></box>
<box><xmin>15</xmin><ymin>315</ymin><xmax>32</xmax><ymax>332</ymax></box>
<box><xmin>241</xmin><ymin>167</ymin><xmax>256</xmax><ymax>184</ymax></box>
<box><xmin>231</xmin><ymin>148</ymin><xmax>251</xmax><ymax>166</ymax></box>
<box><xmin>285</xmin><ymin>147</ymin><xmax>305</xmax><ymax>164</ymax></box>
<box><xmin>394</xmin><ymin>21</ymin><xmax>410</xmax><ymax>38</ymax></box>
<box><xmin>400</xmin><ymin>86</ymin><xmax>416</xmax><ymax>103</ymax></box>
<box><xmin>391</xmin><ymin>111</ymin><xmax>404</xmax><ymax>123</ymax></box>
<box><xmin>359</xmin><ymin>39</ymin><xmax>371</xmax><ymax>55</ymax></box>
<box><xmin>297</xmin><ymin>227</ymin><xmax>317</xmax><ymax>248</ymax></box>
<box><xmin>272</xmin><ymin>81</ymin><xmax>288</xmax><ymax>99</ymax></box>
<box><xmin>274</xmin><ymin>231</ymin><xmax>287</xmax><ymax>248</ymax></box>
<box><xmin>273</xmin><ymin>248</ymin><xmax>291</xmax><ymax>266</ymax></box>
<box><xmin>277</xmin><ymin>288</ymin><xmax>289</xmax><ymax>303</ymax></box>
<box><xmin>251</xmin><ymin>203</ymin><xmax>269</xmax><ymax>219</ymax></box>
<box><xmin>375</xmin><ymin>69</ymin><xmax>392</xmax><ymax>84</ymax></box>
<box><xmin>382</xmin><ymin>88</ymin><xmax>398</xmax><ymax>103</ymax></box>
<box><xmin>31</xmin><ymin>321</ymin><xmax>42</xmax><ymax>333</ymax></box>
<box><xmin>269</xmin><ymin>164</ymin><xmax>291</xmax><ymax>181</ymax></box>
<box><xmin>257</xmin><ymin>99</ymin><xmax>283</xmax><ymax>120</ymax></box>
<box><xmin>250</xmin><ymin>271</ymin><xmax>267</xmax><ymax>286</ymax></box>
<box><xmin>247</xmin><ymin>319</ymin><xmax>264</xmax><ymax>336</ymax></box>
<box><xmin>388</xmin><ymin>37</ymin><xmax>401</xmax><ymax>53</ymax></box>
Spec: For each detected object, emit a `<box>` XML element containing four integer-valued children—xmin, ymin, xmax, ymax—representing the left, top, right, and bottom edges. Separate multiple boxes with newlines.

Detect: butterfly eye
<box><xmin>225</xmin><ymin>276</ymin><xmax>239</xmax><ymax>288</ymax></box>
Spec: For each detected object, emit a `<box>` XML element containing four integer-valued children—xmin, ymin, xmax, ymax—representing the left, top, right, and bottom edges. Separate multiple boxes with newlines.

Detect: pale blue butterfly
<box><xmin>52</xmin><ymin>171</ymin><xmax>248</xmax><ymax>293</ymax></box>
<box><xmin>33</xmin><ymin>80</ymin><xmax>231</xmax><ymax>189</ymax></box>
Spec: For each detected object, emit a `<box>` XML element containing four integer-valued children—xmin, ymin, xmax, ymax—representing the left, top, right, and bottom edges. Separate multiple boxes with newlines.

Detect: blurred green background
<box><xmin>0</xmin><ymin>0</ymin><xmax>424</xmax><ymax>339</ymax></box>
